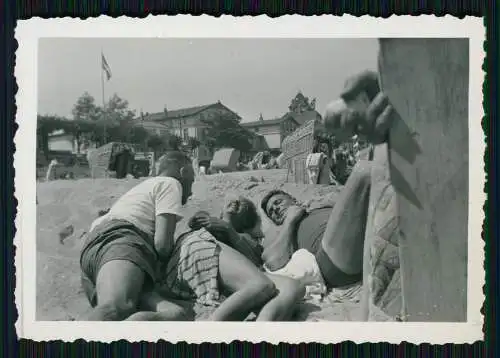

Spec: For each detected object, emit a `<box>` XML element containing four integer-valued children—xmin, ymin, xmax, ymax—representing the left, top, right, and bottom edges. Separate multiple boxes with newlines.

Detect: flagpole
<box><xmin>101</xmin><ymin>54</ymin><xmax>105</xmax><ymax>108</ymax></box>
<box><xmin>100</xmin><ymin>50</ymin><xmax>107</xmax><ymax>144</ymax></box>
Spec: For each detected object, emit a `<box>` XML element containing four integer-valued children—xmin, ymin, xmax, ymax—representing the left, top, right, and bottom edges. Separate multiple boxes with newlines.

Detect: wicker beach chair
<box><xmin>281</xmin><ymin>120</ymin><xmax>318</xmax><ymax>184</ymax></box>
<box><xmin>87</xmin><ymin>142</ymin><xmax>136</xmax><ymax>179</ymax></box>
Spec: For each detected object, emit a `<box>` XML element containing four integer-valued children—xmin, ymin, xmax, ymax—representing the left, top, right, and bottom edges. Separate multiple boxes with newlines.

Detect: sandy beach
<box><xmin>36</xmin><ymin>169</ymin><xmax>365</xmax><ymax>321</ymax></box>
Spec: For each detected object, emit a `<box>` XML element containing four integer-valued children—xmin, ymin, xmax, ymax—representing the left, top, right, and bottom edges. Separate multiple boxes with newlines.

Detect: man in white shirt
<box><xmin>79</xmin><ymin>151</ymin><xmax>195</xmax><ymax>321</ymax></box>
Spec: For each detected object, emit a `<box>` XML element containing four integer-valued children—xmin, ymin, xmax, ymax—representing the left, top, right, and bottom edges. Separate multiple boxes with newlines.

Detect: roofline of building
<box><xmin>134</xmin><ymin>121</ymin><xmax>170</xmax><ymax>128</ymax></box>
<box><xmin>139</xmin><ymin>102</ymin><xmax>242</xmax><ymax>122</ymax></box>
<box><xmin>242</xmin><ymin>115</ymin><xmax>299</xmax><ymax>127</ymax></box>
<box><xmin>48</xmin><ymin>132</ymin><xmax>73</xmax><ymax>138</ymax></box>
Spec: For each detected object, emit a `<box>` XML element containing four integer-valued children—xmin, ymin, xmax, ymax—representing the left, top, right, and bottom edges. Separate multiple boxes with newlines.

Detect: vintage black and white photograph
<box><xmin>15</xmin><ymin>16</ymin><xmax>484</xmax><ymax>343</ymax></box>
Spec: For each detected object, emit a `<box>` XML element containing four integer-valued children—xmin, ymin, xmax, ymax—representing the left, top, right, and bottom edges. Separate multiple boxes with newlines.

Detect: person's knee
<box><xmin>260</xmin><ymin>277</ymin><xmax>277</xmax><ymax>297</ymax></box>
<box><xmin>168</xmin><ymin>305</ymin><xmax>192</xmax><ymax>320</ymax></box>
<box><xmin>97</xmin><ymin>298</ymin><xmax>137</xmax><ymax>320</ymax></box>
<box><xmin>126</xmin><ymin>306</ymin><xmax>193</xmax><ymax>321</ymax></box>
<box><xmin>157</xmin><ymin>302</ymin><xmax>194</xmax><ymax>321</ymax></box>
<box><xmin>253</xmin><ymin>276</ymin><xmax>277</xmax><ymax>301</ymax></box>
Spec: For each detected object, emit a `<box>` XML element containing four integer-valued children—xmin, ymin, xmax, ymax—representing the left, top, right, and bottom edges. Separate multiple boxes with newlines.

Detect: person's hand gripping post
<box><xmin>322</xmin><ymin>70</ymin><xmax>395</xmax><ymax>145</ymax></box>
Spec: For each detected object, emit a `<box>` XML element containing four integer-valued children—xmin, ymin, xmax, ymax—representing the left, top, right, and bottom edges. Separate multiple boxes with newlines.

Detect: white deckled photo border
<box><xmin>15</xmin><ymin>15</ymin><xmax>485</xmax><ymax>344</ymax></box>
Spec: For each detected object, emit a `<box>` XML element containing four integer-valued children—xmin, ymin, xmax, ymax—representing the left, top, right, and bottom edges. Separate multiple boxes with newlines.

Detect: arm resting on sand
<box><xmin>154</xmin><ymin>213</ymin><xmax>178</xmax><ymax>260</ymax></box>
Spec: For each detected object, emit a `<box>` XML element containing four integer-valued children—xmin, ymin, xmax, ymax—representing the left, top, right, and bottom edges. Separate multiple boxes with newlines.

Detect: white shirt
<box><xmin>90</xmin><ymin>177</ymin><xmax>183</xmax><ymax>236</ymax></box>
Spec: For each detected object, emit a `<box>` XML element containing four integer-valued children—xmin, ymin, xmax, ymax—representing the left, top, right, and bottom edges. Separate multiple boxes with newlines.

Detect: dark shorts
<box><xmin>79</xmin><ymin>219</ymin><xmax>157</xmax><ymax>307</ymax></box>
<box><xmin>315</xmin><ymin>246</ymin><xmax>362</xmax><ymax>288</ymax></box>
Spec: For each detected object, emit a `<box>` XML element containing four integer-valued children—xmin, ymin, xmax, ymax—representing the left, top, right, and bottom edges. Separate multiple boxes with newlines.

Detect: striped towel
<box><xmin>156</xmin><ymin>228</ymin><xmax>222</xmax><ymax>306</ymax></box>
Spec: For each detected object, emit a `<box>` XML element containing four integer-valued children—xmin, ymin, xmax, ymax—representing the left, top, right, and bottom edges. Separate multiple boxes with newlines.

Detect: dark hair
<box><xmin>224</xmin><ymin>196</ymin><xmax>260</xmax><ymax>233</ymax></box>
<box><xmin>260</xmin><ymin>189</ymin><xmax>292</xmax><ymax>215</ymax></box>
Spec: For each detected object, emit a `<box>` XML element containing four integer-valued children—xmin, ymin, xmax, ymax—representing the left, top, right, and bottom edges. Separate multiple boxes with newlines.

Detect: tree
<box><xmin>103</xmin><ymin>93</ymin><xmax>136</xmax><ymax>121</ymax></box>
<box><xmin>164</xmin><ymin>133</ymin><xmax>183</xmax><ymax>151</ymax></box>
<box><xmin>37</xmin><ymin>115</ymin><xmax>106</xmax><ymax>154</ymax></box>
<box><xmin>39</xmin><ymin>93</ymin><xmax>187</xmax><ymax>156</ymax></box>
<box><xmin>69</xmin><ymin>92</ymin><xmax>139</xmax><ymax>147</ymax></box>
<box><xmin>72</xmin><ymin>92</ymin><xmax>136</xmax><ymax>122</ymax></box>
<box><xmin>127</xmin><ymin>125</ymin><xmax>150</xmax><ymax>147</ymax></box>
<box><xmin>37</xmin><ymin>115</ymin><xmax>74</xmax><ymax>156</ymax></box>
<box><xmin>145</xmin><ymin>133</ymin><xmax>183</xmax><ymax>154</ymax></box>
<box><xmin>200</xmin><ymin>113</ymin><xmax>253</xmax><ymax>152</ymax></box>
<box><xmin>72</xmin><ymin>92</ymin><xmax>102</xmax><ymax>121</ymax></box>
<box><xmin>146</xmin><ymin>135</ymin><xmax>165</xmax><ymax>152</ymax></box>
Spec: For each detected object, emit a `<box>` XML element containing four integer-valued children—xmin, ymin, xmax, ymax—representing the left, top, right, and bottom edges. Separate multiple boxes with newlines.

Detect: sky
<box><xmin>38</xmin><ymin>38</ymin><xmax>379</xmax><ymax>123</ymax></box>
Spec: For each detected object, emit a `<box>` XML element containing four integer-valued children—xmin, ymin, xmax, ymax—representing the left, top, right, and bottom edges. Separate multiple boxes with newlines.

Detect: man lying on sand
<box><xmin>79</xmin><ymin>151</ymin><xmax>195</xmax><ymax>321</ymax></box>
<box><xmin>261</xmin><ymin>163</ymin><xmax>369</xmax><ymax>288</ymax></box>
<box><xmin>262</xmin><ymin>71</ymin><xmax>393</xmax><ymax>289</ymax></box>
<box><xmin>141</xmin><ymin>196</ymin><xmax>305</xmax><ymax>321</ymax></box>
<box><xmin>145</xmin><ymin>70</ymin><xmax>393</xmax><ymax>319</ymax></box>
<box><xmin>80</xmin><ymin>150</ymin><xmax>303</xmax><ymax>321</ymax></box>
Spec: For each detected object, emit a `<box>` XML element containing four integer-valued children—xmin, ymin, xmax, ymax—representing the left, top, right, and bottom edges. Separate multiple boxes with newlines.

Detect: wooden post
<box><xmin>378</xmin><ymin>38</ymin><xmax>469</xmax><ymax>321</ymax></box>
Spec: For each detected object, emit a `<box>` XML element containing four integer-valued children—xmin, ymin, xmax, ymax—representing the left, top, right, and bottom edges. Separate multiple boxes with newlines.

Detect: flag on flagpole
<box><xmin>101</xmin><ymin>53</ymin><xmax>112</xmax><ymax>80</ymax></box>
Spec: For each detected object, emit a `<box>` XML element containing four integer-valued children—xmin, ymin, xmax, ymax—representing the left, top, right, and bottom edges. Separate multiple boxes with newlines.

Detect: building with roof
<box><xmin>242</xmin><ymin>114</ymin><xmax>300</xmax><ymax>152</ymax></box>
<box><xmin>135</xmin><ymin>101</ymin><xmax>241</xmax><ymax>143</ymax></box>
<box><xmin>46</xmin><ymin>129</ymin><xmax>98</xmax><ymax>154</ymax></box>
<box><xmin>133</xmin><ymin>120</ymin><xmax>171</xmax><ymax>137</ymax></box>
<box><xmin>47</xmin><ymin>130</ymin><xmax>77</xmax><ymax>153</ymax></box>
<box><xmin>241</xmin><ymin>92</ymin><xmax>322</xmax><ymax>152</ymax></box>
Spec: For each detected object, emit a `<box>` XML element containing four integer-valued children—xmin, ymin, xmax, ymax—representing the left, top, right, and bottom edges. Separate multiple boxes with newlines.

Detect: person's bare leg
<box><xmin>320</xmin><ymin>160</ymin><xmax>372</xmax><ymax>275</ymax></box>
<box><xmin>125</xmin><ymin>291</ymin><xmax>193</xmax><ymax>321</ymax></box>
<box><xmin>80</xmin><ymin>260</ymin><xmax>145</xmax><ymax>321</ymax></box>
<box><xmin>256</xmin><ymin>274</ymin><xmax>305</xmax><ymax>321</ymax></box>
<box><xmin>210</xmin><ymin>243</ymin><xmax>277</xmax><ymax>321</ymax></box>
<box><xmin>125</xmin><ymin>310</ymin><xmax>190</xmax><ymax>321</ymax></box>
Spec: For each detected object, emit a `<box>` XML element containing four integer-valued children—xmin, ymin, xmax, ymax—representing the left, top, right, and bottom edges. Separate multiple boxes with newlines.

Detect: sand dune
<box><xmin>36</xmin><ymin>169</ymin><xmax>363</xmax><ymax>321</ymax></box>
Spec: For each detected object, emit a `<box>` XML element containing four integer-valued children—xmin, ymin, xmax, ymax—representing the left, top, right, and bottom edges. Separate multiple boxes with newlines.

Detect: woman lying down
<box><xmin>138</xmin><ymin>195</ymin><xmax>305</xmax><ymax>321</ymax></box>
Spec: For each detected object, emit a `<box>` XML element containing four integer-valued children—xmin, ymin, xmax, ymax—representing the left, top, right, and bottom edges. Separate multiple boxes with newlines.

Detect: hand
<box><xmin>188</xmin><ymin>211</ymin><xmax>210</xmax><ymax>230</ymax></box>
<box><xmin>190</xmin><ymin>215</ymin><xmax>228</xmax><ymax>233</ymax></box>
<box><xmin>284</xmin><ymin>205</ymin><xmax>306</xmax><ymax>224</ymax></box>
<box><xmin>364</xmin><ymin>92</ymin><xmax>394</xmax><ymax>144</ymax></box>
<box><xmin>323</xmin><ymin>70</ymin><xmax>394</xmax><ymax>145</ymax></box>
